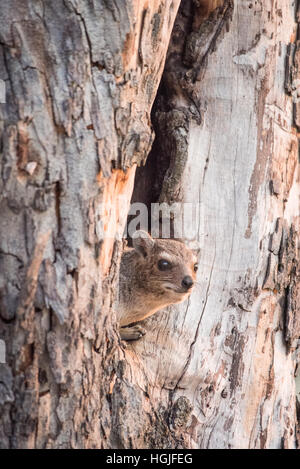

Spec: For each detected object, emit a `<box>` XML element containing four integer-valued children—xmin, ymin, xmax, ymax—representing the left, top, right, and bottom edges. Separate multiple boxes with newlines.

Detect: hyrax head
<box><xmin>132</xmin><ymin>230</ymin><xmax>198</xmax><ymax>303</ymax></box>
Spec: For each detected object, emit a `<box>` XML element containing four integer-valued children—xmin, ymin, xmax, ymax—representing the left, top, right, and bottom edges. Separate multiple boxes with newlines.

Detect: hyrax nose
<box><xmin>182</xmin><ymin>275</ymin><xmax>194</xmax><ymax>290</ymax></box>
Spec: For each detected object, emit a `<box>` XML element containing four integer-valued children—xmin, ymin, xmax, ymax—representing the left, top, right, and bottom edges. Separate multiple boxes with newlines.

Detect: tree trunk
<box><xmin>0</xmin><ymin>0</ymin><xmax>299</xmax><ymax>449</ymax></box>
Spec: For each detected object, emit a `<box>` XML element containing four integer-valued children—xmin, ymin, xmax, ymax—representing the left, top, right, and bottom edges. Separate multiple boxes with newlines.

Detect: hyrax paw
<box><xmin>119</xmin><ymin>325</ymin><xmax>146</xmax><ymax>341</ymax></box>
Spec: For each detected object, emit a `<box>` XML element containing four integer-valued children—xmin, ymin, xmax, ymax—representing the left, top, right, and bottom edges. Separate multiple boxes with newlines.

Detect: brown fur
<box><xmin>118</xmin><ymin>231</ymin><xmax>197</xmax><ymax>329</ymax></box>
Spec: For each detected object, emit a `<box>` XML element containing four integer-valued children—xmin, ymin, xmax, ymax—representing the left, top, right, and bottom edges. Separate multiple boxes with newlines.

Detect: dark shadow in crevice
<box><xmin>126</xmin><ymin>95</ymin><xmax>171</xmax><ymax>243</ymax></box>
<box><xmin>132</xmin><ymin>96</ymin><xmax>170</xmax><ymax>204</ymax></box>
<box><xmin>126</xmin><ymin>0</ymin><xmax>197</xmax><ymax>242</ymax></box>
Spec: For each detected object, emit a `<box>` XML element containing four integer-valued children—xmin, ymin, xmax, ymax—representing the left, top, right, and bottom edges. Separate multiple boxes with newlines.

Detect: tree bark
<box><xmin>0</xmin><ymin>0</ymin><xmax>180</xmax><ymax>449</ymax></box>
<box><xmin>0</xmin><ymin>0</ymin><xmax>299</xmax><ymax>449</ymax></box>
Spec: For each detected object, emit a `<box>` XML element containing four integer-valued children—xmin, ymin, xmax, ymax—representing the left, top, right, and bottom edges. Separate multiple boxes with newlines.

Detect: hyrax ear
<box><xmin>132</xmin><ymin>231</ymin><xmax>155</xmax><ymax>258</ymax></box>
<box><xmin>185</xmin><ymin>240</ymin><xmax>201</xmax><ymax>258</ymax></box>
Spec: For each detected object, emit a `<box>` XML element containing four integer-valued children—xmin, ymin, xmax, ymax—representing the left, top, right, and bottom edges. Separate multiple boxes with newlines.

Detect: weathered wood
<box><xmin>127</xmin><ymin>0</ymin><xmax>300</xmax><ymax>449</ymax></box>
<box><xmin>0</xmin><ymin>0</ymin><xmax>299</xmax><ymax>450</ymax></box>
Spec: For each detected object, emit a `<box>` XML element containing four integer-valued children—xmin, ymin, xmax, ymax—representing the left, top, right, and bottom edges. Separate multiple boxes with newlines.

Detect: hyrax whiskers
<box><xmin>118</xmin><ymin>230</ymin><xmax>198</xmax><ymax>341</ymax></box>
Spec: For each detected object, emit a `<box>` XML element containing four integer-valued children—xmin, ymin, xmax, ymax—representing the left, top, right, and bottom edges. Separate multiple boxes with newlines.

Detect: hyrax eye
<box><xmin>194</xmin><ymin>263</ymin><xmax>198</xmax><ymax>272</ymax></box>
<box><xmin>158</xmin><ymin>259</ymin><xmax>172</xmax><ymax>271</ymax></box>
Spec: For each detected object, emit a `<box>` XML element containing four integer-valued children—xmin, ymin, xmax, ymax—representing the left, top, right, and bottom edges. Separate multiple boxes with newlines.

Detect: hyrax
<box><xmin>118</xmin><ymin>230</ymin><xmax>198</xmax><ymax>341</ymax></box>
